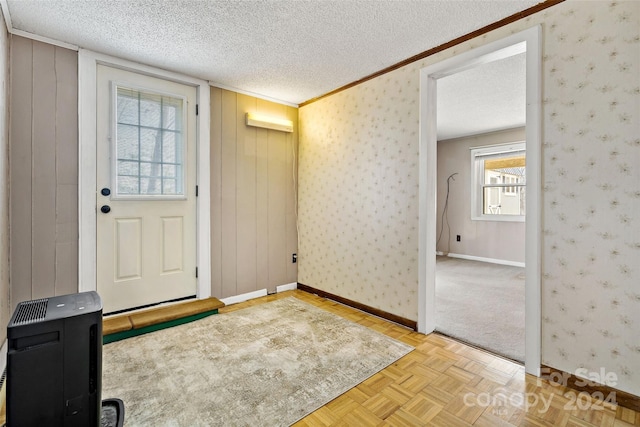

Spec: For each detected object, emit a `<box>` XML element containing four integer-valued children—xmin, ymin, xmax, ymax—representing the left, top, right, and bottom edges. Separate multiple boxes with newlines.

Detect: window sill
<box><xmin>471</xmin><ymin>215</ymin><xmax>525</xmax><ymax>223</ymax></box>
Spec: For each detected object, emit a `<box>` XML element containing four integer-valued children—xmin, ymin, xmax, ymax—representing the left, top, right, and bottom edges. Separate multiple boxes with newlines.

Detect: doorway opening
<box><xmin>418</xmin><ymin>26</ymin><xmax>542</xmax><ymax>376</ymax></box>
<box><xmin>434</xmin><ymin>52</ymin><xmax>527</xmax><ymax>362</ymax></box>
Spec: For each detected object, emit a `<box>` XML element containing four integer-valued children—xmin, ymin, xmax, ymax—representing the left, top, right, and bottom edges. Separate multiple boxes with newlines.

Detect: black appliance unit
<box><xmin>6</xmin><ymin>291</ymin><xmax>103</xmax><ymax>427</ymax></box>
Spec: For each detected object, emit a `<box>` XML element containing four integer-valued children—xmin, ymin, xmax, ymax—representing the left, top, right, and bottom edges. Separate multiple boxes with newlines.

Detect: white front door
<box><xmin>96</xmin><ymin>65</ymin><xmax>197</xmax><ymax>313</ymax></box>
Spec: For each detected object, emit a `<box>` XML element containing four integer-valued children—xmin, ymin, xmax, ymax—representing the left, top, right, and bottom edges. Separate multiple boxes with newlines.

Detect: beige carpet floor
<box><xmin>102</xmin><ymin>297</ymin><xmax>413</xmax><ymax>426</ymax></box>
<box><xmin>435</xmin><ymin>256</ymin><xmax>525</xmax><ymax>362</ymax></box>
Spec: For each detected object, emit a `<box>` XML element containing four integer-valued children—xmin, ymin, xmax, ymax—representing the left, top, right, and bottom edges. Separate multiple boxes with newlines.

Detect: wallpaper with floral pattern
<box><xmin>298</xmin><ymin>0</ymin><xmax>639</xmax><ymax>395</ymax></box>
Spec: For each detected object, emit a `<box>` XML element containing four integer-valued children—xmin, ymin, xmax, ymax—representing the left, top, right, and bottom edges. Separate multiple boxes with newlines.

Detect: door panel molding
<box><xmin>79</xmin><ymin>49</ymin><xmax>211</xmax><ymax>300</ymax></box>
<box><xmin>115</xmin><ymin>217</ymin><xmax>142</xmax><ymax>281</ymax></box>
<box><xmin>162</xmin><ymin>216</ymin><xmax>184</xmax><ymax>273</ymax></box>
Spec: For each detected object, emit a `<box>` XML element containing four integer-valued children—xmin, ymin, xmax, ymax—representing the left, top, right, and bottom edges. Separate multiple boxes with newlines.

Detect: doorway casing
<box><xmin>418</xmin><ymin>26</ymin><xmax>542</xmax><ymax>375</ymax></box>
<box><xmin>78</xmin><ymin>49</ymin><xmax>211</xmax><ymax>302</ymax></box>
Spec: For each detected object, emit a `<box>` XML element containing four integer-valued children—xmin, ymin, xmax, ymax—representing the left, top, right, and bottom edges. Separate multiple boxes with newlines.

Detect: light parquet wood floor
<box><xmin>221</xmin><ymin>290</ymin><xmax>640</xmax><ymax>427</ymax></box>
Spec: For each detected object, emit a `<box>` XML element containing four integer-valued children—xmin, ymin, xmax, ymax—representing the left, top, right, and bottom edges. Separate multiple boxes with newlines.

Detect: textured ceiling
<box><xmin>438</xmin><ymin>52</ymin><xmax>526</xmax><ymax>140</ymax></box>
<box><xmin>5</xmin><ymin>0</ymin><xmax>540</xmax><ymax>107</ymax></box>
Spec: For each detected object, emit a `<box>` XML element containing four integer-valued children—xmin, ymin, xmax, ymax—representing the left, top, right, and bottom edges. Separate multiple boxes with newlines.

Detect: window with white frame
<box><xmin>470</xmin><ymin>142</ymin><xmax>526</xmax><ymax>221</ymax></box>
<box><xmin>114</xmin><ymin>86</ymin><xmax>185</xmax><ymax>197</ymax></box>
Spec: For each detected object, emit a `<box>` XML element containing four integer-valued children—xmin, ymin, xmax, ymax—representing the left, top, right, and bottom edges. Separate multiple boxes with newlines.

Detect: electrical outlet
<box><xmin>456</xmin><ymin>235</ymin><xmax>461</xmax><ymax>242</ymax></box>
<box><xmin>292</xmin><ymin>253</ymin><xmax>297</xmax><ymax>263</ymax></box>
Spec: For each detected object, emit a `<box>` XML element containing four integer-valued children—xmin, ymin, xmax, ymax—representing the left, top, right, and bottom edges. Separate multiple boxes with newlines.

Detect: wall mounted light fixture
<box><xmin>245</xmin><ymin>112</ymin><xmax>293</xmax><ymax>133</ymax></box>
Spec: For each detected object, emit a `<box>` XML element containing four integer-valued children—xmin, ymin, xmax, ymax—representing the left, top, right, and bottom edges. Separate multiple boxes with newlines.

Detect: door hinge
<box><xmin>195</xmin><ymin>185</ymin><xmax>199</xmax><ymax>197</ymax></box>
<box><xmin>196</xmin><ymin>104</ymin><xmax>199</xmax><ymax>116</ymax></box>
<box><xmin>196</xmin><ymin>267</ymin><xmax>198</xmax><ymax>278</ymax></box>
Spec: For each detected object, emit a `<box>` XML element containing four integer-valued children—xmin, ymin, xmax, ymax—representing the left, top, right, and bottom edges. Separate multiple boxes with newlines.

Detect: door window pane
<box><xmin>140</xmin><ymin>94</ymin><xmax>162</xmax><ymax>128</ymax></box>
<box><xmin>117</xmin><ymin>124</ymin><xmax>138</xmax><ymax>160</ymax></box>
<box><xmin>117</xmin><ymin>160</ymin><xmax>138</xmax><ymax>176</ymax></box>
<box><xmin>162</xmin><ymin>132</ymin><xmax>177</xmax><ymax>163</ymax></box>
<box><xmin>116</xmin><ymin>91</ymin><xmax>139</xmax><ymax>125</ymax></box>
<box><xmin>118</xmin><ymin>176</ymin><xmax>139</xmax><ymax>194</ymax></box>
<box><xmin>115</xmin><ymin>87</ymin><xmax>185</xmax><ymax>196</ymax></box>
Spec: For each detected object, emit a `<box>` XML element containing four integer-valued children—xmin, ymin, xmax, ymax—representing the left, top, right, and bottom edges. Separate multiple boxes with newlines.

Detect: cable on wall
<box><xmin>436</xmin><ymin>172</ymin><xmax>458</xmax><ymax>255</ymax></box>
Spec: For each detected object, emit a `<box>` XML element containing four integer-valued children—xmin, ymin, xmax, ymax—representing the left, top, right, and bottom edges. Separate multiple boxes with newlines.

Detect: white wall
<box><xmin>437</xmin><ymin>128</ymin><xmax>525</xmax><ymax>263</ymax></box>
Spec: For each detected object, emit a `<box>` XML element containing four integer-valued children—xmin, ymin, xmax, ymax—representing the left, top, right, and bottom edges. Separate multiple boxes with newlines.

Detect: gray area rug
<box><xmin>102</xmin><ymin>297</ymin><xmax>413</xmax><ymax>426</ymax></box>
<box><xmin>435</xmin><ymin>256</ymin><xmax>525</xmax><ymax>362</ymax></box>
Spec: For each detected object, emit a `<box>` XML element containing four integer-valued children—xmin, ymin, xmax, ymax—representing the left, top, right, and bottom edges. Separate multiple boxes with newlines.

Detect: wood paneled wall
<box><xmin>210</xmin><ymin>88</ymin><xmax>298</xmax><ymax>298</ymax></box>
<box><xmin>9</xmin><ymin>36</ymin><xmax>78</xmax><ymax>309</ymax></box>
<box><xmin>0</xmin><ymin>14</ymin><xmax>9</xmax><ymax>342</ymax></box>
<box><xmin>6</xmin><ymin>39</ymin><xmax>296</xmax><ymax>310</ymax></box>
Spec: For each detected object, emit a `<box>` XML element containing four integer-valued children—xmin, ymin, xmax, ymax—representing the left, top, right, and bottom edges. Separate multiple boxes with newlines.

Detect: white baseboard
<box><xmin>446</xmin><ymin>252</ymin><xmax>525</xmax><ymax>268</ymax></box>
<box><xmin>219</xmin><ymin>283</ymin><xmax>297</xmax><ymax>306</ymax></box>
<box><xmin>276</xmin><ymin>282</ymin><xmax>297</xmax><ymax>293</ymax></box>
<box><xmin>220</xmin><ymin>289</ymin><xmax>268</xmax><ymax>306</ymax></box>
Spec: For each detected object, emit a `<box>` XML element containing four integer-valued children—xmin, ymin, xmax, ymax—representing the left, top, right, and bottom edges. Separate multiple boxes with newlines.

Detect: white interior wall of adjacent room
<box><xmin>436</xmin><ymin>127</ymin><xmax>526</xmax><ymax>264</ymax></box>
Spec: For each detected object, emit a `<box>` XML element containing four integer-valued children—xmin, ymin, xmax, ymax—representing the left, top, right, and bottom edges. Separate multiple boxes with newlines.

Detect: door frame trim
<box><xmin>418</xmin><ymin>26</ymin><xmax>541</xmax><ymax>376</ymax></box>
<box><xmin>78</xmin><ymin>49</ymin><xmax>211</xmax><ymax>301</ymax></box>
